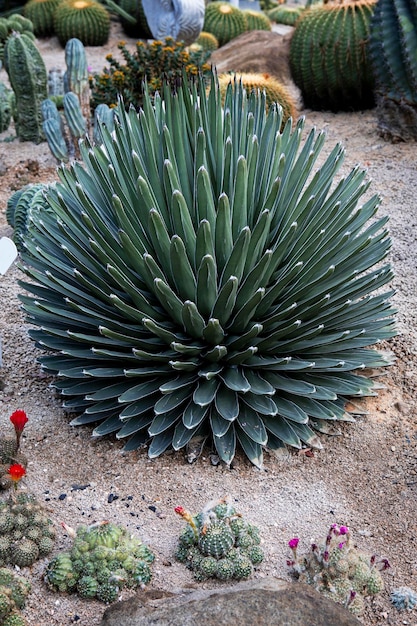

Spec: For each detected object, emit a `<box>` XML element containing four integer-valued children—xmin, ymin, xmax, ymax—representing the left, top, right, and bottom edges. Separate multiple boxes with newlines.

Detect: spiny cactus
<box><xmin>46</xmin><ymin>521</ymin><xmax>154</xmax><ymax>602</ymax></box>
<box><xmin>24</xmin><ymin>0</ymin><xmax>62</xmax><ymax>36</ymax></box>
<box><xmin>243</xmin><ymin>9</ymin><xmax>271</xmax><ymax>31</ymax></box>
<box><xmin>0</xmin><ymin>493</ymin><xmax>55</xmax><ymax>567</ymax></box>
<box><xmin>4</xmin><ymin>32</ymin><xmax>47</xmax><ymax>143</ymax></box>
<box><xmin>287</xmin><ymin>524</ymin><xmax>389</xmax><ymax>615</ymax></box>
<box><xmin>175</xmin><ymin>497</ymin><xmax>263</xmax><ymax>581</ymax></box>
<box><xmin>368</xmin><ymin>0</ymin><xmax>417</xmax><ymax>141</ymax></box>
<box><xmin>268</xmin><ymin>5</ymin><xmax>304</xmax><ymax>26</ymax></box>
<box><xmin>0</xmin><ymin>15</ymin><xmax>35</xmax><ymax>64</ymax></box>
<box><xmin>0</xmin><ymin>568</ymin><xmax>30</xmax><ymax>626</ymax></box>
<box><xmin>0</xmin><ymin>411</ymin><xmax>29</xmax><ymax>491</ymax></box>
<box><xmin>0</xmin><ymin>82</ymin><xmax>14</xmax><ymax>133</ymax></box>
<box><xmin>17</xmin><ymin>72</ymin><xmax>395</xmax><ymax>467</ymax></box>
<box><xmin>218</xmin><ymin>73</ymin><xmax>296</xmax><ymax>125</ymax></box>
<box><xmin>203</xmin><ymin>1</ymin><xmax>247</xmax><ymax>46</ymax></box>
<box><xmin>53</xmin><ymin>0</ymin><xmax>111</xmax><ymax>47</ymax></box>
<box><xmin>290</xmin><ymin>1</ymin><xmax>376</xmax><ymax>111</ymax></box>
<box><xmin>390</xmin><ymin>586</ymin><xmax>417</xmax><ymax>611</ymax></box>
<box><xmin>189</xmin><ymin>31</ymin><xmax>219</xmax><ymax>53</ymax></box>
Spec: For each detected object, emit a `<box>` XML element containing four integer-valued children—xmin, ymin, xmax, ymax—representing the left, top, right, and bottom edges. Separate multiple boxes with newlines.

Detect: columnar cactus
<box><xmin>0</xmin><ymin>493</ymin><xmax>55</xmax><ymax>567</ymax></box>
<box><xmin>4</xmin><ymin>32</ymin><xmax>47</xmax><ymax>143</ymax></box>
<box><xmin>287</xmin><ymin>524</ymin><xmax>389</xmax><ymax>615</ymax></box>
<box><xmin>175</xmin><ymin>498</ymin><xmax>263</xmax><ymax>581</ymax></box>
<box><xmin>53</xmin><ymin>0</ymin><xmax>111</xmax><ymax>46</ymax></box>
<box><xmin>203</xmin><ymin>1</ymin><xmax>247</xmax><ymax>46</ymax></box>
<box><xmin>369</xmin><ymin>0</ymin><xmax>417</xmax><ymax>141</ymax></box>
<box><xmin>290</xmin><ymin>1</ymin><xmax>376</xmax><ymax>111</ymax></box>
<box><xmin>0</xmin><ymin>82</ymin><xmax>14</xmax><ymax>133</ymax></box>
<box><xmin>45</xmin><ymin>521</ymin><xmax>154</xmax><ymax>602</ymax></box>
<box><xmin>17</xmin><ymin>73</ymin><xmax>395</xmax><ymax>467</ymax></box>
<box><xmin>24</xmin><ymin>0</ymin><xmax>62</xmax><ymax>36</ymax></box>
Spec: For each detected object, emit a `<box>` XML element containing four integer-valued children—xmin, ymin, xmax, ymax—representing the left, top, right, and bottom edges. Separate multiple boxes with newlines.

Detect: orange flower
<box><xmin>8</xmin><ymin>463</ymin><xmax>26</xmax><ymax>483</ymax></box>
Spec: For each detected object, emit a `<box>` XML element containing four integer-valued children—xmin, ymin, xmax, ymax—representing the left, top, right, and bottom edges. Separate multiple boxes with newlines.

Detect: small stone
<box><xmin>108</xmin><ymin>493</ymin><xmax>119</xmax><ymax>503</ymax></box>
<box><xmin>148</xmin><ymin>505</ymin><xmax>157</xmax><ymax>513</ymax></box>
<box><xmin>58</xmin><ymin>493</ymin><xmax>66</xmax><ymax>500</ymax></box>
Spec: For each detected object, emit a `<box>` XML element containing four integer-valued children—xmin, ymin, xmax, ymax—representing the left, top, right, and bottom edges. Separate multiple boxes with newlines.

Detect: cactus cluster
<box><xmin>369</xmin><ymin>0</ymin><xmax>417</xmax><ymax>142</ymax></box>
<box><xmin>0</xmin><ymin>14</ymin><xmax>35</xmax><ymax>63</ymax></box>
<box><xmin>218</xmin><ymin>73</ymin><xmax>296</xmax><ymax>125</ymax></box>
<box><xmin>287</xmin><ymin>524</ymin><xmax>389</xmax><ymax>615</ymax></box>
<box><xmin>175</xmin><ymin>498</ymin><xmax>263</xmax><ymax>581</ymax></box>
<box><xmin>0</xmin><ymin>493</ymin><xmax>55</xmax><ymax>567</ymax></box>
<box><xmin>0</xmin><ymin>567</ymin><xmax>31</xmax><ymax>626</ymax></box>
<box><xmin>290</xmin><ymin>1</ymin><xmax>376</xmax><ymax>111</ymax></box>
<box><xmin>24</xmin><ymin>0</ymin><xmax>62</xmax><ymax>37</ymax></box>
<box><xmin>390</xmin><ymin>586</ymin><xmax>417</xmax><ymax>611</ymax></box>
<box><xmin>4</xmin><ymin>32</ymin><xmax>48</xmax><ymax>143</ymax></box>
<box><xmin>45</xmin><ymin>521</ymin><xmax>154</xmax><ymax>602</ymax></box>
<box><xmin>53</xmin><ymin>0</ymin><xmax>111</xmax><ymax>46</ymax></box>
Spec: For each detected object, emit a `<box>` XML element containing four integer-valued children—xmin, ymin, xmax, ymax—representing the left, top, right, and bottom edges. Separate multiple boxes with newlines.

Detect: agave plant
<box><xmin>17</xmin><ymin>73</ymin><xmax>396</xmax><ymax>467</ymax></box>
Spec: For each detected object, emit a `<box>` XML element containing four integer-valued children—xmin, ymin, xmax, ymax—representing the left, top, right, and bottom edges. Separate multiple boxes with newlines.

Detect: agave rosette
<box><xmin>18</xmin><ymin>74</ymin><xmax>396</xmax><ymax>466</ymax></box>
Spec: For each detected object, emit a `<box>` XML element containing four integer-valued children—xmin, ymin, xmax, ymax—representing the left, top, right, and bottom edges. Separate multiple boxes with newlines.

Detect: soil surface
<box><xmin>0</xmin><ymin>20</ymin><xmax>417</xmax><ymax>626</ymax></box>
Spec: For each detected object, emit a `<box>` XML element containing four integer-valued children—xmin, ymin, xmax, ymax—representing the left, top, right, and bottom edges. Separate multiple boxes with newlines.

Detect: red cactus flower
<box><xmin>10</xmin><ymin>410</ymin><xmax>28</xmax><ymax>449</ymax></box>
<box><xmin>174</xmin><ymin>506</ymin><xmax>186</xmax><ymax>516</ymax></box>
<box><xmin>8</xmin><ymin>463</ymin><xmax>26</xmax><ymax>483</ymax></box>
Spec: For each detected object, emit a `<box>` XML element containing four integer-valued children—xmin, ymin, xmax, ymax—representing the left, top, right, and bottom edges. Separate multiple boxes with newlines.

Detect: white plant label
<box><xmin>0</xmin><ymin>237</ymin><xmax>18</xmax><ymax>275</ymax></box>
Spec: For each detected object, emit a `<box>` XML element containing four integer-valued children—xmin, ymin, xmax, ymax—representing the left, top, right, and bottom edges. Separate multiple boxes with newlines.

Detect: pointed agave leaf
<box><xmin>196</xmin><ymin>254</ymin><xmax>218</xmax><ymax>318</ymax></box>
<box><xmin>211</xmin><ymin>276</ymin><xmax>239</xmax><ymax>327</ymax></box>
<box><xmin>118</xmin><ymin>378</ymin><xmax>162</xmax><ymax>403</ymax></box>
<box><xmin>213</xmin><ymin>424</ymin><xmax>236</xmax><ymax>466</ymax></box>
<box><xmin>182</xmin><ymin>402</ymin><xmax>209</xmax><ymax>429</ymax></box>
<box><xmin>242</xmin><ymin>392</ymin><xmax>278</xmax><ymax>416</ymax></box>
<box><xmin>263</xmin><ymin>372</ymin><xmax>317</xmax><ymax>395</ymax></box>
<box><xmin>244</xmin><ymin>370</ymin><xmax>275</xmax><ymax>395</ymax></box>
<box><xmin>290</xmin><ymin>422</ymin><xmax>323</xmax><ymax>448</ymax></box>
<box><xmin>116</xmin><ymin>414</ymin><xmax>153</xmax><ymax>438</ymax></box>
<box><xmin>148</xmin><ymin>428</ymin><xmax>176</xmax><ymax>458</ymax></box>
<box><xmin>154</xmin><ymin>385</ymin><xmax>193</xmax><ymax>415</ymax></box>
<box><xmin>237</xmin><ymin>405</ymin><xmax>268</xmax><ymax>444</ymax></box>
<box><xmin>215</xmin><ymin>386</ymin><xmax>239</xmax><ymax>421</ymax></box>
<box><xmin>172</xmin><ymin>421</ymin><xmax>201</xmax><ymax>450</ymax></box>
<box><xmin>122</xmin><ymin>429</ymin><xmax>150</xmax><ymax>451</ymax></box>
<box><xmin>236</xmin><ymin>426</ymin><xmax>264</xmax><ymax>469</ymax></box>
<box><xmin>92</xmin><ymin>414</ymin><xmax>122</xmax><ymax>436</ymax></box>
<box><xmin>263</xmin><ymin>416</ymin><xmax>302</xmax><ymax>448</ymax></box>
<box><xmin>149</xmin><ymin>407</ymin><xmax>183</xmax><ymax>436</ymax></box>
<box><xmin>203</xmin><ymin>318</ymin><xmax>225</xmax><ymax>345</ymax></box>
<box><xmin>220</xmin><ymin>367</ymin><xmax>251</xmax><ymax>392</ymax></box>
<box><xmin>193</xmin><ymin>378</ymin><xmax>220</xmax><ymax>407</ymax></box>
<box><xmin>182</xmin><ymin>300</ymin><xmax>206</xmax><ymax>339</ymax></box>
<box><xmin>274</xmin><ymin>396</ymin><xmax>309</xmax><ymax>423</ymax></box>
<box><xmin>159</xmin><ymin>374</ymin><xmax>197</xmax><ymax>394</ymax></box>
<box><xmin>119</xmin><ymin>395</ymin><xmax>157</xmax><ymax>419</ymax></box>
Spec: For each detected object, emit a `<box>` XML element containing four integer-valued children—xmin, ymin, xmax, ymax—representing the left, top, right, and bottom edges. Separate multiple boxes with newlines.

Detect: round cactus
<box><xmin>289</xmin><ymin>1</ymin><xmax>376</xmax><ymax>111</ymax></box>
<box><xmin>46</xmin><ymin>521</ymin><xmax>154</xmax><ymax>601</ymax></box>
<box><xmin>218</xmin><ymin>72</ymin><xmax>296</xmax><ymax>125</ymax></box>
<box><xmin>190</xmin><ymin>31</ymin><xmax>219</xmax><ymax>53</ymax></box>
<box><xmin>53</xmin><ymin>0</ymin><xmax>110</xmax><ymax>47</ymax></box>
<box><xmin>175</xmin><ymin>498</ymin><xmax>263</xmax><ymax>581</ymax></box>
<box><xmin>268</xmin><ymin>5</ymin><xmax>304</xmax><ymax>26</ymax></box>
<box><xmin>24</xmin><ymin>0</ymin><xmax>62</xmax><ymax>37</ymax></box>
<box><xmin>243</xmin><ymin>9</ymin><xmax>271</xmax><ymax>31</ymax></box>
<box><xmin>203</xmin><ymin>1</ymin><xmax>247</xmax><ymax>46</ymax></box>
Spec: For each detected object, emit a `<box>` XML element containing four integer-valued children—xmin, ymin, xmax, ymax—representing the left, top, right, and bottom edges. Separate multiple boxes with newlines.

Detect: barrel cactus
<box><xmin>24</xmin><ymin>0</ymin><xmax>62</xmax><ymax>37</ymax></box>
<box><xmin>190</xmin><ymin>31</ymin><xmax>219</xmax><ymax>53</ymax></box>
<box><xmin>218</xmin><ymin>73</ymin><xmax>296</xmax><ymax>124</ymax></box>
<box><xmin>368</xmin><ymin>0</ymin><xmax>417</xmax><ymax>141</ymax></box>
<box><xmin>17</xmin><ymin>72</ymin><xmax>395</xmax><ymax>467</ymax></box>
<box><xmin>243</xmin><ymin>9</ymin><xmax>271</xmax><ymax>31</ymax></box>
<box><xmin>53</xmin><ymin>0</ymin><xmax>110</xmax><ymax>46</ymax></box>
<box><xmin>290</xmin><ymin>1</ymin><xmax>376</xmax><ymax>111</ymax></box>
<box><xmin>45</xmin><ymin>521</ymin><xmax>154</xmax><ymax>601</ymax></box>
<box><xmin>268</xmin><ymin>5</ymin><xmax>304</xmax><ymax>26</ymax></box>
<box><xmin>203</xmin><ymin>1</ymin><xmax>247</xmax><ymax>46</ymax></box>
<box><xmin>175</xmin><ymin>498</ymin><xmax>263</xmax><ymax>581</ymax></box>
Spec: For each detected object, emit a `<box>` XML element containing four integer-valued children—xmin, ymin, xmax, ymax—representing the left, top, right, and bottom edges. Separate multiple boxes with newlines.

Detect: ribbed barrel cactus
<box><xmin>17</xmin><ymin>73</ymin><xmax>396</xmax><ymax>467</ymax></box>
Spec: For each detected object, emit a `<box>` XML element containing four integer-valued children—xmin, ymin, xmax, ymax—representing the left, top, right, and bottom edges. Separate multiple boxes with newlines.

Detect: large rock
<box><xmin>100</xmin><ymin>578</ymin><xmax>362</xmax><ymax>626</ymax></box>
<box><xmin>209</xmin><ymin>30</ymin><xmax>294</xmax><ymax>87</ymax></box>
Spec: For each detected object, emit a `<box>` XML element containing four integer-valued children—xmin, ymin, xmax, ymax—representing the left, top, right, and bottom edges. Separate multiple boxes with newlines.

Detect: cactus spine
<box><xmin>369</xmin><ymin>0</ymin><xmax>417</xmax><ymax>141</ymax></box>
<box><xmin>4</xmin><ymin>32</ymin><xmax>47</xmax><ymax>143</ymax></box>
<box><xmin>203</xmin><ymin>2</ymin><xmax>247</xmax><ymax>47</ymax></box>
<box><xmin>53</xmin><ymin>0</ymin><xmax>111</xmax><ymax>46</ymax></box>
<box><xmin>290</xmin><ymin>1</ymin><xmax>376</xmax><ymax>111</ymax></box>
<box><xmin>24</xmin><ymin>0</ymin><xmax>62</xmax><ymax>36</ymax></box>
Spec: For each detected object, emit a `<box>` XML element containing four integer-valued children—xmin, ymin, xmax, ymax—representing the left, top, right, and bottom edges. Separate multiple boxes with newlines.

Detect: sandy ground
<box><xmin>0</xmin><ymin>20</ymin><xmax>417</xmax><ymax>626</ymax></box>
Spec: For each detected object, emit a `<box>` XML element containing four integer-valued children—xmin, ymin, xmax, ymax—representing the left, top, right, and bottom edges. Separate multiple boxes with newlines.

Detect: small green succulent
<box><xmin>287</xmin><ymin>524</ymin><xmax>389</xmax><ymax>615</ymax></box>
<box><xmin>45</xmin><ymin>521</ymin><xmax>154</xmax><ymax>602</ymax></box>
<box><xmin>0</xmin><ymin>493</ymin><xmax>55</xmax><ymax>567</ymax></box>
<box><xmin>175</xmin><ymin>498</ymin><xmax>263</xmax><ymax>581</ymax></box>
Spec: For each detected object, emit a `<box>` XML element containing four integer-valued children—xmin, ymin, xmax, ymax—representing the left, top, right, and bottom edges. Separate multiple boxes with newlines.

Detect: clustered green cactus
<box><xmin>175</xmin><ymin>498</ymin><xmax>263</xmax><ymax>581</ymax></box>
<box><xmin>290</xmin><ymin>1</ymin><xmax>376</xmax><ymax>111</ymax></box>
<box><xmin>0</xmin><ymin>493</ymin><xmax>55</xmax><ymax>567</ymax></box>
<box><xmin>287</xmin><ymin>524</ymin><xmax>389</xmax><ymax>615</ymax></box>
<box><xmin>0</xmin><ymin>567</ymin><xmax>31</xmax><ymax>626</ymax></box>
<box><xmin>45</xmin><ymin>521</ymin><xmax>154</xmax><ymax>603</ymax></box>
<box><xmin>368</xmin><ymin>0</ymin><xmax>417</xmax><ymax>142</ymax></box>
